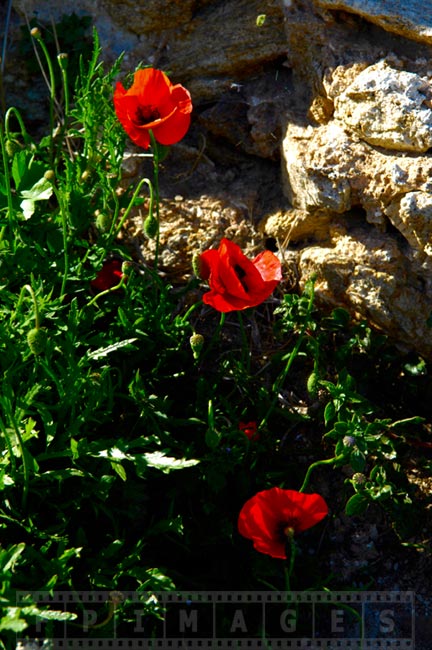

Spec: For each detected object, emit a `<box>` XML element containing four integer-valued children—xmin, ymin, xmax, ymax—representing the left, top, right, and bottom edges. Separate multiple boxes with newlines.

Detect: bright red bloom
<box><xmin>239</xmin><ymin>421</ymin><xmax>259</xmax><ymax>441</ymax></box>
<box><xmin>91</xmin><ymin>259</ymin><xmax>124</xmax><ymax>292</ymax></box>
<box><xmin>199</xmin><ymin>239</ymin><xmax>282</xmax><ymax>312</ymax></box>
<box><xmin>238</xmin><ymin>487</ymin><xmax>328</xmax><ymax>559</ymax></box>
<box><xmin>114</xmin><ymin>68</ymin><xmax>192</xmax><ymax>149</ymax></box>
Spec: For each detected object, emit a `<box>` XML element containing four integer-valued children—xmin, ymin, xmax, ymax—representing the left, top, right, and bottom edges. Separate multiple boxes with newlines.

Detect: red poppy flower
<box><xmin>114</xmin><ymin>68</ymin><xmax>192</xmax><ymax>149</ymax></box>
<box><xmin>199</xmin><ymin>239</ymin><xmax>282</xmax><ymax>312</ymax></box>
<box><xmin>238</xmin><ymin>487</ymin><xmax>328</xmax><ymax>559</ymax></box>
<box><xmin>91</xmin><ymin>259</ymin><xmax>124</xmax><ymax>292</ymax></box>
<box><xmin>239</xmin><ymin>421</ymin><xmax>259</xmax><ymax>441</ymax></box>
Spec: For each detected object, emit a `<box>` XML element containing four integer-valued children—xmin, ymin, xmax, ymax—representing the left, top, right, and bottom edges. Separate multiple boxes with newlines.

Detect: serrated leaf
<box><xmin>87</xmin><ymin>338</ymin><xmax>138</xmax><ymax>359</ymax></box>
<box><xmin>143</xmin><ymin>451</ymin><xmax>200</xmax><ymax>474</ymax></box>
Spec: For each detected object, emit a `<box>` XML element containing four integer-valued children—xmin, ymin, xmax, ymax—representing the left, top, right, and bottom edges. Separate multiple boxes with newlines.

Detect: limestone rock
<box><xmin>385</xmin><ymin>191</ymin><xmax>432</xmax><ymax>265</ymax></box>
<box><xmin>14</xmin><ymin>0</ymin><xmax>287</xmax><ymax>104</ymax></box>
<box><xmin>315</xmin><ymin>0</ymin><xmax>432</xmax><ymax>46</ymax></box>
<box><xmin>334</xmin><ymin>60</ymin><xmax>432</xmax><ymax>151</ymax></box>
<box><xmin>297</xmin><ymin>226</ymin><xmax>432</xmax><ymax>358</ymax></box>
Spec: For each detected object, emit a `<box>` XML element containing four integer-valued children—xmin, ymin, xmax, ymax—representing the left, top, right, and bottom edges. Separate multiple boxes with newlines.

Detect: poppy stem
<box><xmin>110</xmin><ymin>176</ymin><xmax>154</xmax><ymax>242</ymax></box>
<box><xmin>298</xmin><ymin>453</ymin><xmax>345</xmax><ymax>493</ymax></box>
<box><xmin>237</xmin><ymin>311</ymin><xmax>251</xmax><ymax>372</ymax></box>
<box><xmin>198</xmin><ymin>312</ymin><xmax>226</xmax><ymax>365</ymax></box>
<box><xmin>258</xmin><ymin>281</ymin><xmax>315</xmax><ymax>431</ymax></box>
<box><xmin>86</xmin><ymin>275</ymin><xmax>128</xmax><ymax>309</ymax></box>
<box><xmin>284</xmin><ymin>536</ymin><xmax>297</xmax><ymax>591</ymax></box>
<box><xmin>0</xmin><ymin>121</ymin><xmax>14</xmax><ymax>246</ymax></box>
<box><xmin>149</xmin><ymin>130</ymin><xmax>161</xmax><ymax>269</ymax></box>
<box><xmin>31</xmin><ymin>28</ymin><xmax>57</xmax><ymax>165</ymax></box>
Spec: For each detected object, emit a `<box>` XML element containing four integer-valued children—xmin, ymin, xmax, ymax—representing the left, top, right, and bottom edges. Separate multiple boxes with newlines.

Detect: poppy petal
<box><xmin>238</xmin><ymin>487</ymin><xmax>328</xmax><ymax>559</ymax></box>
<box><xmin>114</xmin><ymin>68</ymin><xmax>192</xmax><ymax>149</ymax></box>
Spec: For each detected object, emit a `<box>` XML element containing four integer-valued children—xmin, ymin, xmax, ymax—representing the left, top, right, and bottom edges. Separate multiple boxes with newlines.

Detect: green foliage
<box><xmin>1</xmin><ymin>21</ymin><xmax>431</xmax><ymax>643</ymax></box>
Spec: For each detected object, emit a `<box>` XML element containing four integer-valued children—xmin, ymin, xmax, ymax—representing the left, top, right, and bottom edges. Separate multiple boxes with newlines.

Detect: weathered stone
<box><xmin>334</xmin><ymin>60</ymin><xmax>432</xmax><ymax>151</ymax></box>
<box><xmin>14</xmin><ymin>0</ymin><xmax>287</xmax><ymax>104</ymax></box>
<box><xmin>260</xmin><ymin>208</ymin><xmax>332</xmax><ymax>243</ymax></box>
<box><xmin>385</xmin><ymin>191</ymin><xmax>432</xmax><ymax>263</ymax></box>
<box><xmin>297</xmin><ymin>226</ymin><xmax>432</xmax><ymax>357</ymax></box>
<box><xmin>315</xmin><ymin>0</ymin><xmax>432</xmax><ymax>46</ymax></box>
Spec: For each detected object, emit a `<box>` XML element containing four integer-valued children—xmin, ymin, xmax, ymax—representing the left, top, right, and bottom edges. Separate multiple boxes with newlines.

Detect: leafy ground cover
<box><xmin>1</xmin><ymin>19</ymin><xmax>432</xmax><ymax>648</ymax></box>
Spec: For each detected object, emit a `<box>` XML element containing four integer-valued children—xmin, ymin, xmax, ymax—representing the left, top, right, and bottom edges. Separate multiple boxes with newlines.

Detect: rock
<box><xmin>13</xmin><ymin>0</ymin><xmax>287</xmax><ymax>104</ymax></box>
<box><xmin>296</xmin><ymin>226</ymin><xmax>432</xmax><ymax>357</ymax></box>
<box><xmin>333</xmin><ymin>60</ymin><xmax>432</xmax><ymax>151</ymax></box>
<box><xmin>315</xmin><ymin>0</ymin><xmax>432</xmax><ymax>46</ymax></box>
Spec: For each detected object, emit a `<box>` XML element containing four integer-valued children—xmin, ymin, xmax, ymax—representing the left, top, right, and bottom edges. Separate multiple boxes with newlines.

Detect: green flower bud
<box><xmin>190</xmin><ymin>333</ymin><xmax>204</xmax><ymax>360</ymax></box>
<box><xmin>306</xmin><ymin>370</ymin><xmax>319</xmax><ymax>398</ymax></box>
<box><xmin>121</xmin><ymin>261</ymin><xmax>133</xmax><ymax>275</ymax></box>
<box><xmin>30</xmin><ymin>27</ymin><xmax>41</xmax><ymax>39</ymax></box>
<box><xmin>27</xmin><ymin>327</ymin><xmax>47</xmax><ymax>355</ymax></box>
<box><xmin>352</xmin><ymin>472</ymin><xmax>366</xmax><ymax>486</ymax></box>
<box><xmin>192</xmin><ymin>251</ymin><xmax>203</xmax><ymax>278</ymax></box>
<box><xmin>57</xmin><ymin>52</ymin><xmax>69</xmax><ymax>69</ymax></box>
<box><xmin>95</xmin><ymin>211</ymin><xmax>112</xmax><ymax>233</ymax></box>
<box><xmin>5</xmin><ymin>140</ymin><xmax>20</xmax><ymax>157</ymax></box>
<box><xmin>44</xmin><ymin>169</ymin><xmax>55</xmax><ymax>181</ymax></box>
<box><xmin>143</xmin><ymin>215</ymin><xmax>159</xmax><ymax>239</ymax></box>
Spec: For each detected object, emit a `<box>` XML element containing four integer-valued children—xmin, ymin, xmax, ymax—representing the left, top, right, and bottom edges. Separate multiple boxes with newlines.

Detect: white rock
<box><xmin>334</xmin><ymin>60</ymin><xmax>432</xmax><ymax>151</ymax></box>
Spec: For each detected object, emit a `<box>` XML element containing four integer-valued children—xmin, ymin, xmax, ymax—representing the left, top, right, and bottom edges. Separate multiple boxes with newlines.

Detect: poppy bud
<box><xmin>121</xmin><ymin>261</ymin><xmax>133</xmax><ymax>276</ymax></box>
<box><xmin>27</xmin><ymin>327</ymin><xmax>47</xmax><ymax>355</ymax></box>
<box><xmin>57</xmin><ymin>52</ymin><xmax>68</xmax><ymax>70</ymax></box>
<box><xmin>95</xmin><ymin>211</ymin><xmax>112</xmax><ymax>233</ymax></box>
<box><xmin>143</xmin><ymin>215</ymin><xmax>159</xmax><ymax>239</ymax></box>
<box><xmin>5</xmin><ymin>140</ymin><xmax>20</xmax><ymax>157</ymax></box>
<box><xmin>192</xmin><ymin>251</ymin><xmax>203</xmax><ymax>278</ymax></box>
<box><xmin>189</xmin><ymin>333</ymin><xmax>204</xmax><ymax>359</ymax></box>
<box><xmin>306</xmin><ymin>370</ymin><xmax>319</xmax><ymax>398</ymax></box>
<box><xmin>44</xmin><ymin>169</ymin><xmax>55</xmax><ymax>181</ymax></box>
<box><xmin>30</xmin><ymin>27</ymin><xmax>41</xmax><ymax>39</ymax></box>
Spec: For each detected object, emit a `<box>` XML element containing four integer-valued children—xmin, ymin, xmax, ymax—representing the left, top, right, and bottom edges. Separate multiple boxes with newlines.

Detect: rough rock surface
<box><xmin>8</xmin><ymin>0</ymin><xmax>432</xmax><ymax>361</ymax></box>
<box><xmin>315</xmin><ymin>0</ymin><xmax>432</xmax><ymax>45</ymax></box>
<box><xmin>334</xmin><ymin>60</ymin><xmax>432</xmax><ymax>152</ymax></box>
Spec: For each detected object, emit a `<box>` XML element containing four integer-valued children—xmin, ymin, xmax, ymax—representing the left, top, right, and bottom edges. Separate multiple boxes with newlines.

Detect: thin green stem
<box><xmin>32</xmin><ymin>30</ymin><xmax>56</xmax><ymax>163</ymax></box>
<box><xmin>298</xmin><ymin>453</ymin><xmax>345</xmax><ymax>493</ymax></box>
<box><xmin>4</xmin><ymin>107</ymin><xmax>31</xmax><ymax>145</ymax></box>
<box><xmin>23</xmin><ymin>284</ymin><xmax>41</xmax><ymax>329</ymax></box>
<box><xmin>149</xmin><ymin>130</ymin><xmax>160</xmax><ymax>268</ymax></box>
<box><xmin>110</xmin><ymin>176</ymin><xmax>153</xmax><ymax>242</ymax></box>
<box><xmin>57</xmin><ymin>54</ymin><xmax>70</xmax><ymax>118</ymax></box>
<box><xmin>259</xmin><ymin>283</ymin><xmax>315</xmax><ymax>431</ymax></box>
<box><xmin>181</xmin><ymin>300</ymin><xmax>203</xmax><ymax>323</ymax></box>
<box><xmin>237</xmin><ymin>311</ymin><xmax>251</xmax><ymax>372</ymax></box>
<box><xmin>284</xmin><ymin>535</ymin><xmax>297</xmax><ymax>592</ymax></box>
<box><xmin>51</xmin><ymin>186</ymin><xmax>70</xmax><ymax>300</ymax></box>
<box><xmin>0</xmin><ymin>121</ymin><xmax>14</xmax><ymax>246</ymax></box>
<box><xmin>198</xmin><ymin>312</ymin><xmax>226</xmax><ymax>365</ymax></box>
<box><xmin>86</xmin><ymin>274</ymin><xmax>127</xmax><ymax>309</ymax></box>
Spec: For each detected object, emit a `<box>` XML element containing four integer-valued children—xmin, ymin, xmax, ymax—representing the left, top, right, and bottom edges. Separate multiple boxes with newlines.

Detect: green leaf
<box><xmin>350</xmin><ymin>449</ymin><xmax>366</xmax><ymax>472</ymax></box>
<box><xmin>87</xmin><ymin>338</ymin><xmax>138</xmax><ymax>359</ymax></box>
<box><xmin>345</xmin><ymin>493</ymin><xmax>368</xmax><ymax>516</ymax></box>
<box><xmin>324</xmin><ymin>401</ymin><xmax>336</xmax><ymax>425</ymax></box>
<box><xmin>19</xmin><ymin>177</ymin><xmax>53</xmax><ymax>219</ymax></box>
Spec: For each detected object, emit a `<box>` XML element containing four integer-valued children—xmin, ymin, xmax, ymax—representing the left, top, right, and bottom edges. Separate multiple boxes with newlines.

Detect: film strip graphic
<box><xmin>16</xmin><ymin>590</ymin><xmax>415</xmax><ymax>650</ymax></box>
